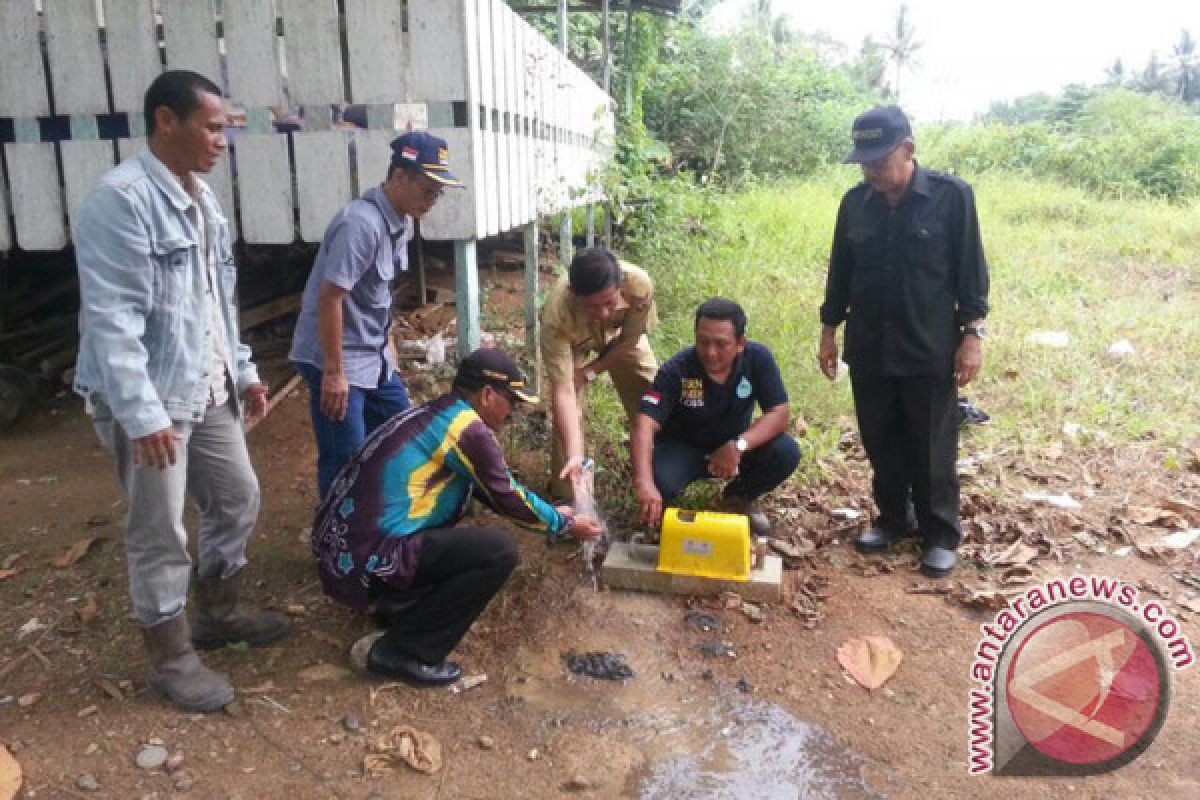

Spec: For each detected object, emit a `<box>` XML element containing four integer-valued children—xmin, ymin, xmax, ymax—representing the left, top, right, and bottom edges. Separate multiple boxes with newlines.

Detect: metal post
<box><xmin>454</xmin><ymin>240</ymin><xmax>481</xmax><ymax>355</ymax></box>
<box><xmin>415</xmin><ymin>220</ymin><xmax>428</xmax><ymax>305</ymax></box>
<box><xmin>559</xmin><ymin>213</ymin><xmax>573</xmax><ymax>270</ymax></box>
<box><xmin>558</xmin><ymin>0</ymin><xmax>568</xmax><ymax>55</ymax></box>
<box><xmin>585</xmin><ymin>204</ymin><xmax>595</xmax><ymax>248</ymax></box>
<box><xmin>523</xmin><ymin>222</ymin><xmax>542</xmax><ymax>394</ymax></box>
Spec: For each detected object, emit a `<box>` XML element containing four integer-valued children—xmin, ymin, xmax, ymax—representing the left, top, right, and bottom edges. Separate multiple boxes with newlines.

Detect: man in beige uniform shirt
<box><xmin>540</xmin><ymin>247</ymin><xmax>658</xmax><ymax>499</ymax></box>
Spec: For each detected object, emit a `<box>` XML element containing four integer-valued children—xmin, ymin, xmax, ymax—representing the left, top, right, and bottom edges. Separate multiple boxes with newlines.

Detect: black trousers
<box><xmin>372</xmin><ymin>526</ymin><xmax>518</xmax><ymax>664</ymax></box>
<box><xmin>653</xmin><ymin>433</ymin><xmax>801</xmax><ymax>504</ymax></box>
<box><xmin>850</xmin><ymin>371</ymin><xmax>961</xmax><ymax>550</ymax></box>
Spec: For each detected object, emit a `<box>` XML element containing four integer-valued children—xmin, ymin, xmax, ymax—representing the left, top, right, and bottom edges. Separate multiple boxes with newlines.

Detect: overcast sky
<box><xmin>707</xmin><ymin>0</ymin><xmax>1200</xmax><ymax>121</ymax></box>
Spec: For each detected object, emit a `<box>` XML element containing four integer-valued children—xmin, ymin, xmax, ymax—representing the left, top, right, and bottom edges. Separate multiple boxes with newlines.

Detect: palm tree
<box><xmin>884</xmin><ymin>4</ymin><xmax>922</xmax><ymax>104</ymax></box>
<box><xmin>1168</xmin><ymin>29</ymin><xmax>1198</xmax><ymax>102</ymax></box>
<box><xmin>1137</xmin><ymin>52</ymin><xmax>1169</xmax><ymax>96</ymax></box>
<box><xmin>1104</xmin><ymin>58</ymin><xmax>1126</xmax><ymax>87</ymax></box>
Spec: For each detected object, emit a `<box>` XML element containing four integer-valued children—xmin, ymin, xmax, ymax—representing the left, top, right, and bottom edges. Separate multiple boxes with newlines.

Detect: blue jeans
<box><xmin>297</xmin><ymin>363</ymin><xmax>412</xmax><ymax>498</ymax></box>
<box><xmin>652</xmin><ymin>433</ymin><xmax>801</xmax><ymax>504</ymax></box>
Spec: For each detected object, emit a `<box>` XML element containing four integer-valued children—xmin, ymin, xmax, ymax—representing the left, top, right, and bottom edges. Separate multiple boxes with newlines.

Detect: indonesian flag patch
<box><xmin>642</xmin><ymin>391</ymin><xmax>661</xmax><ymax>406</ymax></box>
<box><xmin>400</xmin><ymin>146</ymin><xmax>418</xmax><ymax>161</ymax></box>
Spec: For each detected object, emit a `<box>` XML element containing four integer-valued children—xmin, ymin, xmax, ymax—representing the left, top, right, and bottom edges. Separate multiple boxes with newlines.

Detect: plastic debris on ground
<box><xmin>957</xmin><ymin>398</ymin><xmax>990</xmax><ymax>427</ymax></box>
<box><xmin>363</xmin><ymin>725</ymin><xmax>442</xmax><ymax>776</ymax></box>
<box><xmin>562</xmin><ymin>651</ymin><xmax>634</xmax><ymax>681</ymax></box>
<box><xmin>684</xmin><ymin>611</ymin><xmax>720</xmax><ymax>632</ymax></box>
<box><xmin>1028</xmin><ymin>330</ymin><xmax>1069</xmax><ymax>348</ymax></box>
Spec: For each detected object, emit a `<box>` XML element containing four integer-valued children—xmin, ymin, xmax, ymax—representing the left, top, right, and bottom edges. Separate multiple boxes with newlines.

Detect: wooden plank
<box><xmin>420</xmin><ymin>129</ymin><xmax>477</xmax><ymax>241</ymax></box>
<box><xmin>5</xmin><ymin>143</ymin><xmax>67</xmax><ymax>251</ymax></box>
<box><xmin>245</xmin><ymin>371</ymin><xmax>304</xmax><ymax>432</ymax></box>
<box><xmin>506</xmin><ymin>6</ymin><xmax>525</xmax><ymax>227</ymax></box>
<box><xmin>495</xmin><ymin>0</ymin><xmax>513</xmax><ymax>233</ymax></box>
<box><xmin>352</xmin><ymin>129</ymin><xmax>395</xmax><ymax>196</ymax></box>
<box><xmin>280</xmin><ymin>0</ymin><xmax>344</xmax><ymax>105</ymax></box>
<box><xmin>0</xmin><ymin>0</ymin><xmax>51</xmax><ymax>117</ymax></box>
<box><xmin>409</xmin><ymin>0</ymin><xmax>481</xmax><ymax>239</ymax></box>
<box><xmin>240</xmin><ymin>293</ymin><xmax>302</xmax><ymax>331</ymax></box>
<box><xmin>61</xmin><ymin>139</ymin><xmax>116</xmax><ymax>237</ymax></box>
<box><xmin>43</xmin><ymin>0</ymin><xmax>109</xmax><ymax>115</ymax></box>
<box><xmin>203</xmin><ymin>153</ymin><xmax>238</xmax><ymax>242</ymax></box>
<box><xmin>161</xmin><ymin>0</ymin><xmax>221</xmax><ymax>88</ymax></box>
<box><xmin>117</xmin><ymin>137</ymin><xmax>147</xmax><ymax>161</ymax></box>
<box><xmin>480</xmin><ymin>0</ymin><xmax>500</xmax><ymax>236</ymax></box>
<box><xmin>601</xmin><ymin>543</ymin><xmax>784</xmax><ymax>603</ymax></box>
<box><xmin>233</xmin><ymin>134</ymin><xmax>294</xmax><ymax>244</ymax></box>
<box><xmin>293</xmin><ymin>131</ymin><xmax>352</xmax><ymax>242</ymax></box>
<box><xmin>223</xmin><ymin>0</ymin><xmax>284</xmax><ymax>109</ymax></box>
<box><xmin>513</xmin><ymin>14</ymin><xmax>531</xmax><ymax>227</ymax></box>
<box><xmin>344</xmin><ymin>0</ymin><xmax>406</xmax><ymax>104</ymax></box>
<box><xmin>102</xmin><ymin>0</ymin><xmax>161</xmax><ymax>113</ymax></box>
<box><xmin>0</xmin><ymin>158</ymin><xmax>12</xmax><ymax>252</ymax></box>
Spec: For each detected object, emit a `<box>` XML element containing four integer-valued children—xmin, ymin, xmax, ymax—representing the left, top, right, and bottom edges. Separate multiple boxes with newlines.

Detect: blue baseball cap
<box><xmin>844</xmin><ymin>106</ymin><xmax>912</xmax><ymax>164</ymax></box>
<box><xmin>390</xmin><ymin>131</ymin><xmax>464</xmax><ymax>187</ymax></box>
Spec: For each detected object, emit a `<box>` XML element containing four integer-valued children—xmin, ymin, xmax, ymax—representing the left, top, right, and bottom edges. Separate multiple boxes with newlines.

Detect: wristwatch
<box><xmin>734</xmin><ymin>436</ymin><xmax>749</xmax><ymax>453</ymax></box>
<box><xmin>963</xmin><ymin>323</ymin><xmax>987</xmax><ymax>340</ymax></box>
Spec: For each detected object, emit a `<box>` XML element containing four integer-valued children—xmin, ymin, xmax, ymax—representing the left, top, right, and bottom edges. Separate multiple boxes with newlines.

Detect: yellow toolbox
<box><xmin>657</xmin><ymin>508</ymin><xmax>751</xmax><ymax>581</ymax></box>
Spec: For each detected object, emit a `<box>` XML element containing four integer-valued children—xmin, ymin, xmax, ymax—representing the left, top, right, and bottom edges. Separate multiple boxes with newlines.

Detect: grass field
<box><xmin>581</xmin><ymin>170</ymin><xmax>1200</xmax><ymax>489</ymax></box>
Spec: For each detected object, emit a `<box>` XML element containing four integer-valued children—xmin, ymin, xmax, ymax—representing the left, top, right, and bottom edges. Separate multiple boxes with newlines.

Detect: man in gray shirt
<box><xmin>290</xmin><ymin>132</ymin><xmax>461</xmax><ymax>498</ymax></box>
<box><xmin>74</xmin><ymin>71</ymin><xmax>290</xmax><ymax>713</ymax></box>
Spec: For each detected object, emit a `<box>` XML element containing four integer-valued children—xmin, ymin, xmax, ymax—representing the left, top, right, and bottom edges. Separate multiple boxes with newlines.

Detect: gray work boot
<box><xmin>191</xmin><ymin>571</ymin><xmax>292</xmax><ymax>651</ymax></box>
<box><xmin>720</xmin><ymin>494</ymin><xmax>773</xmax><ymax>539</ymax></box>
<box><xmin>142</xmin><ymin>615</ymin><xmax>234</xmax><ymax>712</ymax></box>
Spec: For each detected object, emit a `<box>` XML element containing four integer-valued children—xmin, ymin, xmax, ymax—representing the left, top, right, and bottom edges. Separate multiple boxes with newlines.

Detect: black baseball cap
<box><xmin>390</xmin><ymin>131</ymin><xmax>464</xmax><ymax>187</ymax></box>
<box><xmin>454</xmin><ymin>348</ymin><xmax>538</xmax><ymax>404</ymax></box>
<box><xmin>844</xmin><ymin>106</ymin><xmax>912</xmax><ymax>164</ymax></box>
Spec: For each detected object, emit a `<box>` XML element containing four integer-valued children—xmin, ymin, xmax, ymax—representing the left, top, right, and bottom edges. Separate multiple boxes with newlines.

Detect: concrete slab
<box><xmin>600</xmin><ymin>542</ymin><xmax>783</xmax><ymax>603</ymax></box>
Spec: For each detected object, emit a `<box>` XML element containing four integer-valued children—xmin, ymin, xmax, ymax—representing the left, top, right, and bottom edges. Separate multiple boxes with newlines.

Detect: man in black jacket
<box><xmin>818</xmin><ymin>106</ymin><xmax>990</xmax><ymax>577</ymax></box>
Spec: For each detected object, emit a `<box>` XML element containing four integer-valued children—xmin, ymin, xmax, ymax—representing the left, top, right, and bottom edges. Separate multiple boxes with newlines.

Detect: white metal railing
<box><xmin>0</xmin><ymin>0</ymin><xmax>613</xmax><ymax>252</ymax></box>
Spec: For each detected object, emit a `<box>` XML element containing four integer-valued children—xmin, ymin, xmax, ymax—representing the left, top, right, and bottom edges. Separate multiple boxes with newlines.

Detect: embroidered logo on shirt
<box><xmin>681</xmin><ymin>378</ymin><xmax>704</xmax><ymax>408</ymax></box>
<box><xmin>736</xmin><ymin>377</ymin><xmax>753</xmax><ymax>399</ymax></box>
<box><xmin>642</xmin><ymin>391</ymin><xmax>661</xmax><ymax>406</ymax></box>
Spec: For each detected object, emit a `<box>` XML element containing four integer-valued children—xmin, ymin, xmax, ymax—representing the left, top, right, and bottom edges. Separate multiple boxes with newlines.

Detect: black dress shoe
<box><xmin>366</xmin><ymin>638</ymin><xmax>462</xmax><ymax>687</ymax></box>
<box><xmin>853</xmin><ymin>526</ymin><xmax>902</xmax><ymax>554</ymax></box>
<box><xmin>919</xmin><ymin>545</ymin><xmax>957</xmax><ymax>577</ymax></box>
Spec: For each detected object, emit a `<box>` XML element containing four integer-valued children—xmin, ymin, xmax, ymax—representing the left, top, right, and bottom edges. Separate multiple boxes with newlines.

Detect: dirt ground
<box><xmin>2</xmin><ymin>367</ymin><xmax>1199</xmax><ymax>799</ymax></box>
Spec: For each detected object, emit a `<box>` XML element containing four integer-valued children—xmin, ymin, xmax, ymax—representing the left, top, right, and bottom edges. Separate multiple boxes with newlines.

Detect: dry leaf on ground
<box><xmin>954</xmin><ymin>585</ymin><xmax>1014</xmax><ymax>611</ymax></box>
<box><xmin>78</xmin><ymin>593</ymin><xmax>101</xmax><ymax>625</ymax></box>
<box><xmin>0</xmin><ymin>744</ymin><xmax>21</xmax><ymax>800</ymax></box>
<box><xmin>52</xmin><ymin>537</ymin><xmax>109</xmax><ymax>568</ymax></box>
<box><xmin>984</xmin><ymin>541</ymin><xmax>1039</xmax><ymax>567</ymax></box>
<box><xmin>905</xmin><ymin>582</ymin><xmax>953</xmax><ymax>595</ymax></box>
<box><xmin>363</xmin><ymin>725</ymin><xmax>442</xmax><ymax>776</ymax></box>
<box><xmin>836</xmin><ymin>635</ymin><xmax>903</xmax><ymax>691</ymax></box>
<box><xmin>1000</xmin><ymin>565</ymin><xmax>1035</xmax><ymax>586</ymax></box>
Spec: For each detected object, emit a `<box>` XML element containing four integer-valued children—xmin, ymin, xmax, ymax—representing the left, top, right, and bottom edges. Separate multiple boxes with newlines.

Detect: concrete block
<box><xmin>600</xmin><ymin>542</ymin><xmax>783</xmax><ymax>603</ymax></box>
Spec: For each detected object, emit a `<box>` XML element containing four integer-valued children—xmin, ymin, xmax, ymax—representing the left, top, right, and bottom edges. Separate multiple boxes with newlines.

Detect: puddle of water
<box><xmin>503</xmin><ymin>593</ymin><xmax>885</xmax><ymax>798</ymax></box>
<box><xmin>638</xmin><ymin>699</ymin><xmax>883</xmax><ymax>800</ymax></box>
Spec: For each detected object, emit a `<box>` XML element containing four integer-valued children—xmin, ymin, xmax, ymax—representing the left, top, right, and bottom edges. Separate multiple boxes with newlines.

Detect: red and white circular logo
<box><xmin>1005</xmin><ymin>610</ymin><xmax>1163</xmax><ymax>766</ymax></box>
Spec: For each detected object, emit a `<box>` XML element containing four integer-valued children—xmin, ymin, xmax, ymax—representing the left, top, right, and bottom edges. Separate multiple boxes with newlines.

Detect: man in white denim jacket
<box><xmin>74</xmin><ymin>70</ymin><xmax>289</xmax><ymax>712</ymax></box>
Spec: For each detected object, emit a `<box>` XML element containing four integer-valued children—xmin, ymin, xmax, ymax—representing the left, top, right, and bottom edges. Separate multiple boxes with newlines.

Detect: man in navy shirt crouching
<box><xmin>631</xmin><ymin>298</ymin><xmax>800</xmax><ymax>537</ymax></box>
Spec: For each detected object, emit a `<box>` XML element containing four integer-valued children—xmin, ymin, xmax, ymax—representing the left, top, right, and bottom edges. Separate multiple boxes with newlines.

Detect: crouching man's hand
<box><xmin>555</xmin><ymin>505</ymin><xmax>604</xmax><ymax>541</ymax></box>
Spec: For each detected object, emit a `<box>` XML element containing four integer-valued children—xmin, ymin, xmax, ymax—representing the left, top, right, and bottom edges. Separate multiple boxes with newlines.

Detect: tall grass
<box><xmin>587</xmin><ymin>171</ymin><xmax>1200</xmax><ymax>480</ymax></box>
